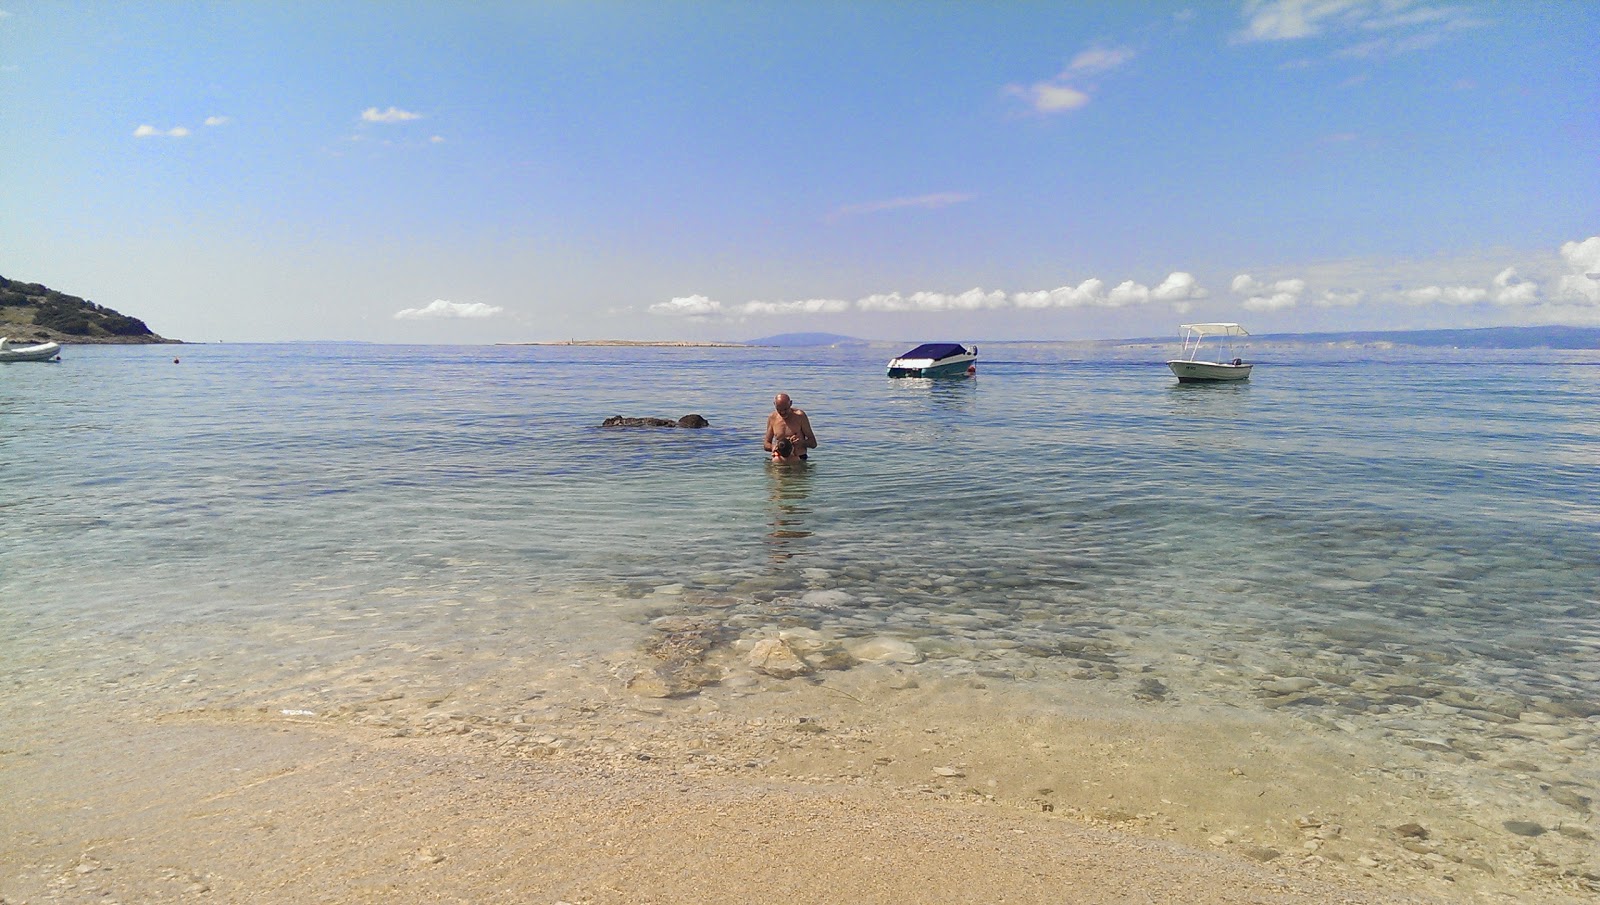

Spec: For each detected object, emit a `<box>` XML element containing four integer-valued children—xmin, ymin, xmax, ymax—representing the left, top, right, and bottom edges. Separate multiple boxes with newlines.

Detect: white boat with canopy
<box><xmin>1166</xmin><ymin>323</ymin><xmax>1251</xmax><ymax>383</ymax></box>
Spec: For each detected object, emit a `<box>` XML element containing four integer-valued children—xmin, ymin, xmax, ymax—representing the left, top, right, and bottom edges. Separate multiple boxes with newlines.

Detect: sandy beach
<box><xmin>4</xmin><ymin>709</ymin><xmax>1433</xmax><ymax>905</ymax></box>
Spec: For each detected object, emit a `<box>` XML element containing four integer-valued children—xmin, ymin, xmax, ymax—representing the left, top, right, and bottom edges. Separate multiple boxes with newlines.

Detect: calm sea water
<box><xmin>4</xmin><ymin>340</ymin><xmax>1599</xmax><ymax>894</ymax></box>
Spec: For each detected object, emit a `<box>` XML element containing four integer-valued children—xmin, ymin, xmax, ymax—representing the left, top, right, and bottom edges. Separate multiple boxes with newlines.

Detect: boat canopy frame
<box><xmin>1176</xmin><ymin>323</ymin><xmax>1248</xmax><ymax>363</ymax></box>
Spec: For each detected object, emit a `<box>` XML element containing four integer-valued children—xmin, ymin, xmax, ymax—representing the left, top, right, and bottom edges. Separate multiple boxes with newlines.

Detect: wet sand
<box><xmin>3</xmin><ymin>712</ymin><xmax>1432</xmax><ymax>905</ymax></box>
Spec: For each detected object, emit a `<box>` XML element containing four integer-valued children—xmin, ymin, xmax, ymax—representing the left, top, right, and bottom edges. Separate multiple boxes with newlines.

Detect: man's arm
<box><xmin>796</xmin><ymin>412</ymin><xmax>818</xmax><ymax>449</ymax></box>
<box><xmin>763</xmin><ymin>414</ymin><xmax>778</xmax><ymax>451</ymax></box>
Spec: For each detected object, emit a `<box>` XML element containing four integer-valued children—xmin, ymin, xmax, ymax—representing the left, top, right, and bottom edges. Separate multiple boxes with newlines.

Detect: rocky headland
<box><xmin>0</xmin><ymin>275</ymin><xmax>176</xmax><ymax>344</ymax></box>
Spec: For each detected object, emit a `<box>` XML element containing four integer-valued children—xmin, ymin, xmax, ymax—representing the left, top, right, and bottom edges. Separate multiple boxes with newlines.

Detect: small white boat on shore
<box><xmin>1167</xmin><ymin>323</ymin><xmax>1250</xmax><ymax>383</ymax></box>
<box><xmin>0</xmin><ymin>337</ymin><xmax>62</xmax><ymax>362</ymax></box>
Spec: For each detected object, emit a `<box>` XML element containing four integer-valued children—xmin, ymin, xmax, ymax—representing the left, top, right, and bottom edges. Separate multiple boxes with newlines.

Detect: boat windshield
<box><xmin>898</xmin><ymin>343</ymin><xmax>969</xmax><ymax>360</ymax></box>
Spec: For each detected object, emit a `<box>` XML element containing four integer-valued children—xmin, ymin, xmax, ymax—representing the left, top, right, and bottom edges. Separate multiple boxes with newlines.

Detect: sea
<box><xmin>4</xmin><ymin>340</ymin><xmax>1598</xmax><ymax>901</ymax></box>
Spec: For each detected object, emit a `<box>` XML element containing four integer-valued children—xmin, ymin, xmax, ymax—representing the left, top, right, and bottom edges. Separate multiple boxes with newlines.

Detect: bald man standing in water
<box><xmin>763</xmin><ymin>393</ymin><xmax>818</xmax><ymax>459</ymax></box>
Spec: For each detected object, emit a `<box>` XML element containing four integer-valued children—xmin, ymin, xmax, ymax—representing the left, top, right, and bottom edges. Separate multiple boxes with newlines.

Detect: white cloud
<box><xmin>1006</xmin><ymin>43</ymin><xmax>1133</xmax><ymax>115</ymax></box>
<box><xmin>1232</xmin><ymin>273</ymin><xmax>1306</xmax><ymax>310</ymax></box>
<box><xmin>1237</xmin><ymin>0</ymin><xmax>1486</xmax><ymax>54</ymax></box>
<box><xmin>735</xmin><ymin>298</ymin><xmax>851</xmax><ymax>316</ymax></box>
<box><xmin>1316</xmin><ymin>288</ymin><xmax>1365</xmax><ymax>307</ymax></box>
<box><xmin>430</xmin><ymin>135</ymin><xmax>446</xmax><ymax>143</ymax></box>
<box><xmin>1238</xmin><ymin>0</ymin><xmax>1364</xmax><ymax>41</ymax></box>
<box><xmin>649</xmin><ymin>295</ymin><xmax>724</xmax><ymax>317</ymax></box>
<box><xmin>1151</xmin><ymin>271</ymin><xmax>1210</xmax><ymax>302</ymax></box>
<box><xmin>651</xmin><ymin>272</ymin><xmax>1210</xmax><ymax>319</ymax></box>
<box><xmin>1008</xmin><ymin>82</ymin><xmax>1092</xmax><ymax>113</ymax></box>
<box><xmin>1491</xmin><ymin>267</ymin><xmax>1540</xmax><ymax>307</ymax></box>
<box><xmin>393</xmin><ymin>299</ymin><xmax>504</xmax><ymax>320</ymax></box>
<box><xmin>133</xmin><ymin>124</ymin><xmax>189</xmax><ymax>138</ymax></box>
<box><xmin>1397</xmin><ymin>284</ymin><xmax>1489</xmax><ymax>306</ymax></box>
<box><xmin>1011</xmin><ymin>279</ymin><xmax>1106</xmax><ymax>309</ymax></box>
<box><xmin>362</xmin><ymin>106</ymin><xmax>423</xmax><ymax>123</ymax></box>
<box><xmin>204</xmin><ymin>115</ymin><xmax>230</xmax><ymax>126</ymax></box>
<box><xmin>1555</xmin><ymin>236</ymin><xmax>1600</xmax><ymax>306</ymax></box>
<box><xmin>858</xmin><ymin>289</ymin><xmax>1009</xmax><ymax>313</ymax></box>
<box><xmin>828</xmin><ymin>192</ymin><xmax>975</xmax><ymax>221</ymax></box>
<box><xmin>1067</xmin><ymin>46</ymin><xmax>1135</xmax><ymax>74</ymax></box>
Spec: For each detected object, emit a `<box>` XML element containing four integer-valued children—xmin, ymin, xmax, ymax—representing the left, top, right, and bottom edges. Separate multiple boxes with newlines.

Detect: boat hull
<box><xmin>0</xmin><ymin>342</ymin><xmax>61</xmax><ymax>362</ymax></box>
<box><xmin>886</xmin><ymin>353</ymin><xmax>976</xmax><ymax>378</ymax></box>
<box><xmin>1167</xmin><ymin>360</ymin><xmax>1250</xmax><ymax>382</ymax></box>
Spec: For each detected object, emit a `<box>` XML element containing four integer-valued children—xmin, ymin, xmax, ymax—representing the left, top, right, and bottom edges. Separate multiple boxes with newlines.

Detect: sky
<box><xmin>1</xmin><ymin>1</ymin><xmax>1596</xmax><ymax>344</ymax></box>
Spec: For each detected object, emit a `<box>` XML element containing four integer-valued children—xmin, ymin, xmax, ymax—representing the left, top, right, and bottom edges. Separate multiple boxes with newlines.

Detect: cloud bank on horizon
<box><xmin>394</xmin><ymin>299</ymin><xmax>505</xmax><ymax>320</ymax></box>
<box><xmin>651</xmin><ymin>236</ymin><xmax>1600</xmax><ymax>323</ymax></box>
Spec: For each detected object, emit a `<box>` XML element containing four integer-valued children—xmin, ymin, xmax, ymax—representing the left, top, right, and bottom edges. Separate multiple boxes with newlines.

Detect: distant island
<box><xmin>1254</xmin><ymin>325</ymin><xmax>1600</xmax><ymax>349</ymax></box>
<box><xmin>502</xmin><ymin>340</ymin><xmax>749</xmax><ymax>347</ymax></box>
<box><xmin>0</xmin><ymin>275</ymin><xmax>175</xmax><ymax>344</ymax></box>
<box><xmin>744</xmin><ymin>332</ymin><xmax>872</xmax><ymax>347</ymax></box>
<box><xmin>1115</xmin><ymin>325</ymin><xmax>1600</xmax><ymax>350</ymax></box>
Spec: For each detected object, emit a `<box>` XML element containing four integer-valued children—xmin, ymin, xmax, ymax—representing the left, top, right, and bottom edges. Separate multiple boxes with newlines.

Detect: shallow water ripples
<box><xmin>3</xmin><ymin>344</ymin><xmax>1597</xmax><ymax>861</ymax></box>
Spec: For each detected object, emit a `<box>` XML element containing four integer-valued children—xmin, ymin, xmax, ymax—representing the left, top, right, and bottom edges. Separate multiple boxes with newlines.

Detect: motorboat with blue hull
<box><xmin>0</xmin><ymin>337</ymin><xmax>62</xmax><ymax>362</ymax></box>
<box><xmin>1167</xmin><ymin>323</ymin><xmax>1250</xmax><ymax>383</ymax></box>
<box><xmin>886</xmin><ymin>342</ymin><xmax>977</xmax><ymax>378</ymax></box>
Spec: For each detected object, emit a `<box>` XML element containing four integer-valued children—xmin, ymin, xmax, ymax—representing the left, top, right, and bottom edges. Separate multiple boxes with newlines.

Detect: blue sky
<box><xmin>1</xmin><ymin>1</ymin><xmax>1595</xmax><ymax>343</ymax></box>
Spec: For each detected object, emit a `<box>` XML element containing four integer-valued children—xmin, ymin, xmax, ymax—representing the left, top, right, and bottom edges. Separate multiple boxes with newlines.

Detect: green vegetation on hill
<box><xmin>0</xmin><ymin>275</ymin><xmax>173</xmax><ymax>343</ymax></box>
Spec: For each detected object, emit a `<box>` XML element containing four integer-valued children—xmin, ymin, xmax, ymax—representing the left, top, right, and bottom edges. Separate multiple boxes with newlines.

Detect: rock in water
<box><xmin>1503</xmin><ymin>820</ymin><xmax>1546</xmax><ymax>837</ymax></box>
<box><xmin>602</xmin><ymin>416</ymin><xmax>678</xmax><ymax>428</ymax></box>
<box><xmin>849</xmin><ymin>637</ymin><xmax>923</xmax><ymax>664</ymax></box>
<box><xmin>598</xmin><ymin>414</ymin><xmax>709</xmax><ymax>428</ymax></box>
<box><xmin>748</xmin><ymin>638</ymin><xmax>813</xmax><ymax>678</ymax></box>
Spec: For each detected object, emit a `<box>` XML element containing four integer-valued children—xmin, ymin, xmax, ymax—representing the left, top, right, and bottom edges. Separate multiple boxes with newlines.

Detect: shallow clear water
<box><xmin>4</xmin><ymin>340</ymin><xmax>1599</xmax><ymax>896</ymax></box>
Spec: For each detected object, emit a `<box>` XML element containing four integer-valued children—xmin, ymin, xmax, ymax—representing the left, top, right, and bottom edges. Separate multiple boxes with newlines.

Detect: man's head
<box><xmin>773</xmin><ymin>393</ymin><xmax>793</xmax><ymax>415</ymax></box>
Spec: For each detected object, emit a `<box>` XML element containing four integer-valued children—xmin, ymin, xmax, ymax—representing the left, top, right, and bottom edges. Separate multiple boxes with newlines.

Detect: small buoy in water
<box><xmin>967</xmin><ymin>364</ymin><xmax>976</xmax><ymax>375</ymax></box>
<box><xmin>173</xmin><ymin>358</ymin><xmax>180</xmax><ymax>364</ymax></box>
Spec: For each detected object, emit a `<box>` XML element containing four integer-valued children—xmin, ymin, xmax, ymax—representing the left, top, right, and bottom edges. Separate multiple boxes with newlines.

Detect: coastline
<box><xmin>3</xmin><ymin>711</ymin><xmax>1430</xmax><ymax>905</ymax></box>
<box><xmin>501</xmin><ymin>340</ymin><xmax>751</xmax><ymax>347</ymax></box>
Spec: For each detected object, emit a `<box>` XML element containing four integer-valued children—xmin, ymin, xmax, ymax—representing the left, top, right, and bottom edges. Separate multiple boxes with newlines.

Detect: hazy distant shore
<box><xmin>502</xmin><ymin>339</ymin><xmax>751</xmax><ymax>347</ymax></box>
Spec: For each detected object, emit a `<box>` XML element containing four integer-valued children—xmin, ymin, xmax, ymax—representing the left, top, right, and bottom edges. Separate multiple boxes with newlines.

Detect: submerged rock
<box><xmin>849</xmin><ymin>637</ymin><xmax>923</xmax><ymax>664</ymax></box>
<box><xmin>748</xmin><ymin>638</ymin><xmax>813</xmax><ymax>678</ymax></box>
<box><xmin>600</xmin><ymin>414</ymin><xmax>710</xmax><ymax>428</ymax></box>
<box><xmin>1503</xmin><ymin>820</ymin><xmax>1546</xmax><ymax>837</ymax></box>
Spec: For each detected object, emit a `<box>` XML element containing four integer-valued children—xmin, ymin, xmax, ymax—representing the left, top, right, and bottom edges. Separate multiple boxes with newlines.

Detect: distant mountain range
<box><xmin>753</xmin><ymin>326</ymin><xmax>1600</xmax><ymax>350</ymax></box>
<box><xmin>1249</xmin><ymin>325</ymin><xmax>1600</xmax><ymax>349</ymax></box>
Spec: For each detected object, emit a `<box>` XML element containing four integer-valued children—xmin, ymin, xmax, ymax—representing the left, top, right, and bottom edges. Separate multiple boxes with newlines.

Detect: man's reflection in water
<box><xmin>765</xmin><ymin>459</ymin><xmax>813</xmax><ymax>562</ymax></box>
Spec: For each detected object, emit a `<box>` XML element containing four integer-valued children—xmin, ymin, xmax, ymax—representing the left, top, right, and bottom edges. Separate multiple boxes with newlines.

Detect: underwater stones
<box><xmin>1502</xmin><ymin>820</ymin><xmax>1547</xmax><ymax>837</ymax></box>
<box><xmin>624</xmin><ymin>665</ymin><xmax>717</xmax><ymax>698</ymax></box>
<box><xmin>849</xmin><ymin>637</ymin><xmax>923</xmax><ymax>665</ymax></box>
<box><xmin>1261</xmin><ymin>677</ymin><xmax>1318</xmax><ymax>696</ymax></box>
<box><xmin>1133</xmin><ymin>677</ymin><xmax>1169</xmax><ymax>702</ymax></box>
<box><xmin>747</xmin><ymin>639</ymin><xmax>812</xmax><ymax>678</ymax></box>
<box><xmin>1394</xmin><ymin>823</ymin><xmax>1430</xmax><ymax>840</ymax></box>
<box><xmin>1548</xmin><ymin>786</ymin><xmax>1593</xmax><ymax>814</ymax></box>
<box><xmin>800</xmin><ymin>589</ymin><xmax>857</xmax><ymax>608</ymax></box>
<box><xmin>630</xmin><ymin>616</ymin><xmax>727</xmax><ymax>696</ymax></box>
<box><xmin>732</xmin><ymin>575</ymin><xmax>802</xmax><ymax>596</ymax></box>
